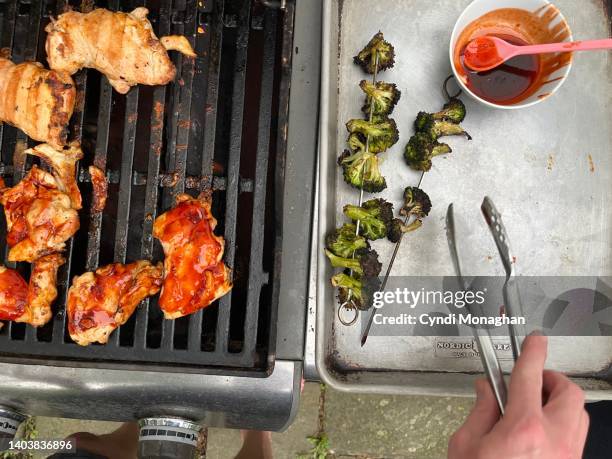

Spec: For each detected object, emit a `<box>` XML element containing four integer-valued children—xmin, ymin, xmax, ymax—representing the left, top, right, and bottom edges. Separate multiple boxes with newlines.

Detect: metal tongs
<box><xmin>446</xmin><ymin>197</ymin><xmax>525</xmax><ymax>415</ymax></box>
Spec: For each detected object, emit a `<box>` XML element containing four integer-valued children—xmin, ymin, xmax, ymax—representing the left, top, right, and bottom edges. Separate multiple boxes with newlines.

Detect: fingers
<box><xmin>460</xmin><ymin>378</ymin><xmax>501</xmax><ymax>436</ymax></box>
<box><xmin>542</xmin><ymin>370</ymin><xmax>585</xmax><ymax>422</ymax></box>
<box><xmin>573</xmin><ymin>409</ymin><xmax>590</xmax><ymax>459</ymax></box>
<box><xmin>506</xmin><ymin>334</ymin><xmax>548</xmax><ymax>416</ymax></box>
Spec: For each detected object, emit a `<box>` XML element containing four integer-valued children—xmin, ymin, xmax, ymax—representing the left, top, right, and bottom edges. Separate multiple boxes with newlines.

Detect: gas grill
<box><xmin>0</xmin><ymin>0</ymin><xmax>321</xmax><ymax>443</ymax></box>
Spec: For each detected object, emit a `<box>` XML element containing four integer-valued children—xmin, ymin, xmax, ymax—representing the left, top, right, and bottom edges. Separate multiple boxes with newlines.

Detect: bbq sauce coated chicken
<box><xmin>0</xmin><ymin>253</ymin><xmax>65</xmax><ymax>327</ymax></box>
<box><xmin>153</xmin><ymin>193</ymin><xmax>232</xmax><ymax>319</ymax></box>
<box><xmin>45</xmin><ymin>7</ymin><xmax>197</xmax><ymax>94</ymax></box>
<box><xmin>0</xmin><ymin>58</ymin><xmax>75</xmax><ymax>149</ymax></box>
<box><xmin>0</xmin><ymin>143</ymin><xmax>82</xmax><ymax>262</ymax></box>
<box><xmin>67</xmin><ymin>260</ymin><xmax>163</xmax><ymax>346</ymax></box>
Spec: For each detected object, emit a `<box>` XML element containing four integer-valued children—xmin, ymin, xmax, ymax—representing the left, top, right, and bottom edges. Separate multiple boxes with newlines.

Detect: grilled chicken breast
<box><xmin>45</xmin><ymin>7</ymin><xmax>196</xmax><ymax>94</ymax></box>
<box><xmin>67</xmin><ymin>260</ymin><xmax>163</xmax><ymax>346</ymax></box>
<box><xmin>0</xmin><ymin>58</ymin><xmax>75</xmax><ymax>149</ymax></box>
<box><xmin>153</xmin><ymin>193</ymin><xmax>232</xmax><ymax>319</ymax></box>
<box><xmin>0</xmin><ymin>253</ymin><xmax>65</xmax><ymax>327</ymax></box>
<box><xmin>0</xmin><ymin>150</ymin><xmax>81</xmax><ymax>262</ymax></box>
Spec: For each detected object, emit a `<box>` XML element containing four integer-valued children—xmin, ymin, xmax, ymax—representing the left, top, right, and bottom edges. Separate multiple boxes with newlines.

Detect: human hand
<box><xmin>448</xmin><ymin>335</ymin><xmax>589</xmax><ymax>459</ymax></box>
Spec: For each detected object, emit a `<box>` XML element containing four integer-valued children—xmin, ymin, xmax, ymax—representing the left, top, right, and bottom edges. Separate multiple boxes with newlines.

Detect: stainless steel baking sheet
<box><xmin>315</xmin><ymin>0</ymin><xmax>612</xmax><ymax>395</ymax></box>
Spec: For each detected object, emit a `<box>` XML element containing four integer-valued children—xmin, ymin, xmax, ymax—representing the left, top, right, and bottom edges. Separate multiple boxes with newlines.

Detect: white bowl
<box><xmin>449</xmin><ymin>0</ymin><xmax>573</xmax><ymax>109</ymax></box>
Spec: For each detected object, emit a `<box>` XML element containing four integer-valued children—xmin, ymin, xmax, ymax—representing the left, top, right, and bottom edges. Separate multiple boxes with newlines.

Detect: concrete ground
<box><xmin>7</xmin><ymin>383</ymin><xmax>474</xmax><ymax>459</ymax></box>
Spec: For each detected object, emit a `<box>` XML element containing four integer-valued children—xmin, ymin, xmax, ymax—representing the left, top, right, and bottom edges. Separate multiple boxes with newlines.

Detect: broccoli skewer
<box><xmin>353</xmin><ymin>32</ymin><xmax>395</xmax><ymax>74</ymax></box>
<box><xmin>324</xmin><ymin>248</ymin><xmax>382</xmax><ymax>278</ymax></box>
<box><xmin>326</xmin><ymin>223</ymin><xmax>368</xmax><ymax>258</ymax></box>
<box><xmin>359</xmin><ymin>80</ymin><xmax>401</xmax><ymax>116</ymax></box>
<box><xmin>433</xmin><ymin>98</ymin><xmax>466</xmax><ymax>123</ymax></box>
<box><xmin>346</xmin><ymin>118</ymin><xmax>399</xmax><ymax>154</ymax></box>
<box><xmin>404</xmin><ymin>132</ymin><xmax>452</xmax><ymax>172</ymax></box>
<box><xmin>414</xmin><ymin>112</ymin><xmax>471</xmax><ymax>142</ymax></box>
<box><xmin>343</xmin><ymin>199</ymin><xmax>394</xmax><ymax>241</ymax></box>
<box><xmin>338</xmin><ymin>149</ymin><xmax>387</xmax><ymax>193</ymax></box>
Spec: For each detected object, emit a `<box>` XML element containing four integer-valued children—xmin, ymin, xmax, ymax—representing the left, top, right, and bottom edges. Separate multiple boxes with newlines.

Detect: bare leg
<box><xmin>67</xmin><ymin>422</ymin><xmax>139</xmax><ymax>459</ymax></box>
<box><xmin>234</xmin><ymin>430</ymin><xmax>273</xmax><ymax>459</ymax></box>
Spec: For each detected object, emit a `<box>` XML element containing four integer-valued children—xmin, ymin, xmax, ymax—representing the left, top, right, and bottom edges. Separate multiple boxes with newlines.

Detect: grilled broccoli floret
<box><xmin>333</xmin><ymin>273</ymin><xmax>381</xmax><ymax>311</ymax></box>
<box><xmin>326</xmin><ymin>223</ymin><xmax>368</xmax><ymax>258</ymax></box>
<box><xmin>343</xmin><ymin>198</ymin><xmax>394</xmax><ymax>240</ymax></box>
<box><xmin>401</xmin><ymin>186</ymin><xmax>432</xmax><ymax>219</ymax></box>
<box><xmin>346</xmin><ymin>118</ymin><xmax>399</xmax><ymax>154</ymax></box>
<box><xmin>353</xmin><ymin>31</ymin><xmax>395</xmax><ymax>74</ymax></box>
<box><xmin>360</xmin><ymin>80</ymin><xmax>401</xmax><ymax>116</ymax></box>
<box><xmin>362</xmin><ymin>198</ymin><xmax>394</xmax><ymax>222</ymax></box>
<box><xmin>404</xmin><ymin>132</ymin><xmax>452</xmax><ymax>171</ymax></box>
<box><xmin>433</xmin><ymin>98</ymin><xmax>466</xmax><ymax>124</ymax></box>
<box><xmin>324</xmin><ymin>248</ymin><xmax>382</xmax><ymax>278</ymax></box>
<box><xmin>347</xmin><ymin>133</ymin><xmax>366</xmax><ymax>153</ymax></box>
<box><xmin>387</xmin><ymin>218</ymin><xmax>423</xmax><ymax>243</ymax></box>
<box><xmin>414</xmin><ymin>112</ymin><xmax>471</xmax><ymax>142</ymax></box>
<box><xmin>338</xmin><ymin>149</ymin><xmax>387</xmax><ymax>193</ymax></box>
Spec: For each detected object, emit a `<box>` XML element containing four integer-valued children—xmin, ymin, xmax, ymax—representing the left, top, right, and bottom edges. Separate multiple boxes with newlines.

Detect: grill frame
<box><xmin>0</xmin><ymin>0</ymin><xmax>296</xmax><ymax>373</ymax></box>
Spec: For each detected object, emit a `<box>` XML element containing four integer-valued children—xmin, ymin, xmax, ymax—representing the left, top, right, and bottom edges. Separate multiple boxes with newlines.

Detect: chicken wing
<box><xmin>0</xmin><ymin>253</ymin><xmax>65</xmax><ymax>327</ymax></box>
<box><xmin>0</xmin><ymin>165</ymin><xmax>80</xmax><ymax>262</ymax></box>
<box><xmin>0</xmin><ymin>58</ymin><xmax>75</xmax><ymax>149</ymax></box>
<box><xmin>153</xmin><ymin>193</ymin><xmax>232</xmax><ymax>319</ymax></box>
<box><xmin>25</xmin><ymin>142</ymin><xmax>83</xmax><ymax>209</ymax></box>
<box><xmin>45</xmin><ymin>7</ymin><xmax>196</xmax><ymax>94</ymax></box>
<box><xmin>67</xmin><ymin>260</ymin><xmax>163</xmax><ymax>346</ymax></box>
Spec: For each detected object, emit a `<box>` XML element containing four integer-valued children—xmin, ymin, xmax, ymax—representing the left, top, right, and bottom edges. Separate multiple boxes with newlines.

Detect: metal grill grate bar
<box><xmin>186</xmin><ymin>1</ymin><xmax>224</xmax><ymax>352</ymax></box>
<box><xmin>135</xmin><ymin>0</ymin><xmax>172</xmax><ymax>351</ymax></box>
<box><xmin>216</xmin><ymin>0</ymin><xmax>251</xmax><ymax>354</ymax></box>
<box><xmin>242</xmin><ymin>8</ymin><xmax>277</xmax><ymax>358</ymax></box>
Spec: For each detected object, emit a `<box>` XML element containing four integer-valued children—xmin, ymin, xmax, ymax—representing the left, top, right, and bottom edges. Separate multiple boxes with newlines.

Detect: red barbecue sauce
<box><xmin>453</xmin><ymin>7</ymin><xmax>572</xmax><ymax>106</ymax></box>
<box><xmin>460</xmin><ymin>34</ymin><xmax>540</xmax><ymax>105</ymax></box>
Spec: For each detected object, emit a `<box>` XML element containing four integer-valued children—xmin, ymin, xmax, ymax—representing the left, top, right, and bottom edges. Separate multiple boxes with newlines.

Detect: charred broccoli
<box><xmin>333</xmin><ymin>273</ymin><xmax>381</xmax><ymax>310</ymax></box>
<box><xmin>433</xmin><ymin>98</ymin><xmax>467</xmax><ymax>124</ymax></box>
<box><xmin>326</xmin><ymin>223</ymin><xmax>368</xmax><ymax>258</ymax></box>
<box><xmin>338</xmin><ymin>149</ymin><xmax>387</xmax><ymax>193</ymax></box>
<box><xmin>360</xmin><ymin>80</ymin><xmax>401</xmax><ymax>116</ymax></box>
<box><xmin>387</xmin><ymin>218</ymin><xmax>423</xmax><ymax>243</ymax></box>
<box><xmin>414</xmin><ymin>112</ymin><xmax>471</xmax><ymax>141</ymax></box>
<box><xmin>353</xmin><ymin>32</ymin><xmax>395</xmax><ymax>74</ymax></box>
<box><xmin>401</xmin><ymin>186</ymin><xmax>432</xmax><ymax>219</ymax></box>
<box><xmin>404</xmin><ymin>132</ymin><xmax>452</xmax><ymax>171</ymax></box>
<box><xmin>324</xmin><ymin>248</ymin><xmax>382</xmax><ymax>278</ymax></box>
<box><xmin>347</xmin><ymin>133</ymin><xmax>366</xmax><ymax>153</ymax></box>
<box><xmin>346</xmin><ymin>118</ymin><xmax>399</xmax><ymax>153</ymax></box>
<box><xmin>343</xmin><ymin>198</ymin><xmax>394</xmax><ymax>240</ymax></box>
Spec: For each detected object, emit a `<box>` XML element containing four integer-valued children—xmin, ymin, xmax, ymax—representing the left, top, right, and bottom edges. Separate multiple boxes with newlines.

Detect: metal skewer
<box><xmin>359</xmin><ymin>172</ymin><xmax>424</xmax><ymax>345</ymax></box>
<box><xmin>337</xmin><ymin>52</ymin><xmax>381</xmax><ymax>326</ymax></box>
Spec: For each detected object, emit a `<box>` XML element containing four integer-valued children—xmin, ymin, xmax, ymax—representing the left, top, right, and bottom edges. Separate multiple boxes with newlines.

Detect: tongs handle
<box><xmin>481</xmin><ymin>197</ymin><xmax>524</xmax><ymax>361</ymax></box>
<box><xmin>446</xmin><ymin>204</ymin><xmax>507</xmax><ymax>414</ymax></box>
<box><xmin>474</xmin><ymin>329</ymin><xmax>507</xmax><ymax>415</ymax></box>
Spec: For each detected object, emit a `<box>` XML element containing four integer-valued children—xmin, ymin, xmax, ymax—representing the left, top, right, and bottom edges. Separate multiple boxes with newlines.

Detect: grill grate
<box><xmin>0</xmin><ymin>0</ymin><xmax>294</xmax><ymax>371</ymax></box>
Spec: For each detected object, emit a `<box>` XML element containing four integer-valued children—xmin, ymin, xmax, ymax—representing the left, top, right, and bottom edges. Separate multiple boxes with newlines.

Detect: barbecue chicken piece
<box><xmin>67</xmin><ymin>260</ymin><xmax>163</xmax><ymax>346</ymax></box>
<box><xmin>0</xmin><ymin>253</ymin><xmax>65</xmax><ymax>327</ymax></box>
<box><xmin>88</xmin><ymin>165</ymin><xmax>107</xmax><ymax>213</ymax></box>
<box><xmin>0</xmin><ymin>58</ymin><xmax>75</xmax><ymax>149</ymax></box>
<box><xmin>153</xmin><ymin>193</ymin><xmax>232</xmax><ymax>319</ymax></box>
<box><xmin>25</xmin><ymin>142</ymin><xmax>83</xmax><ymax>209</ymax></box>
<box><xmin>0</xmin><ymin>163</ymin><xmax>80</xmax><ymax>262</ymax></box>
<box><xmin>45</xmin><ymin>7</ymin><xmax>197</xmax><ymax>94</ymax></box>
